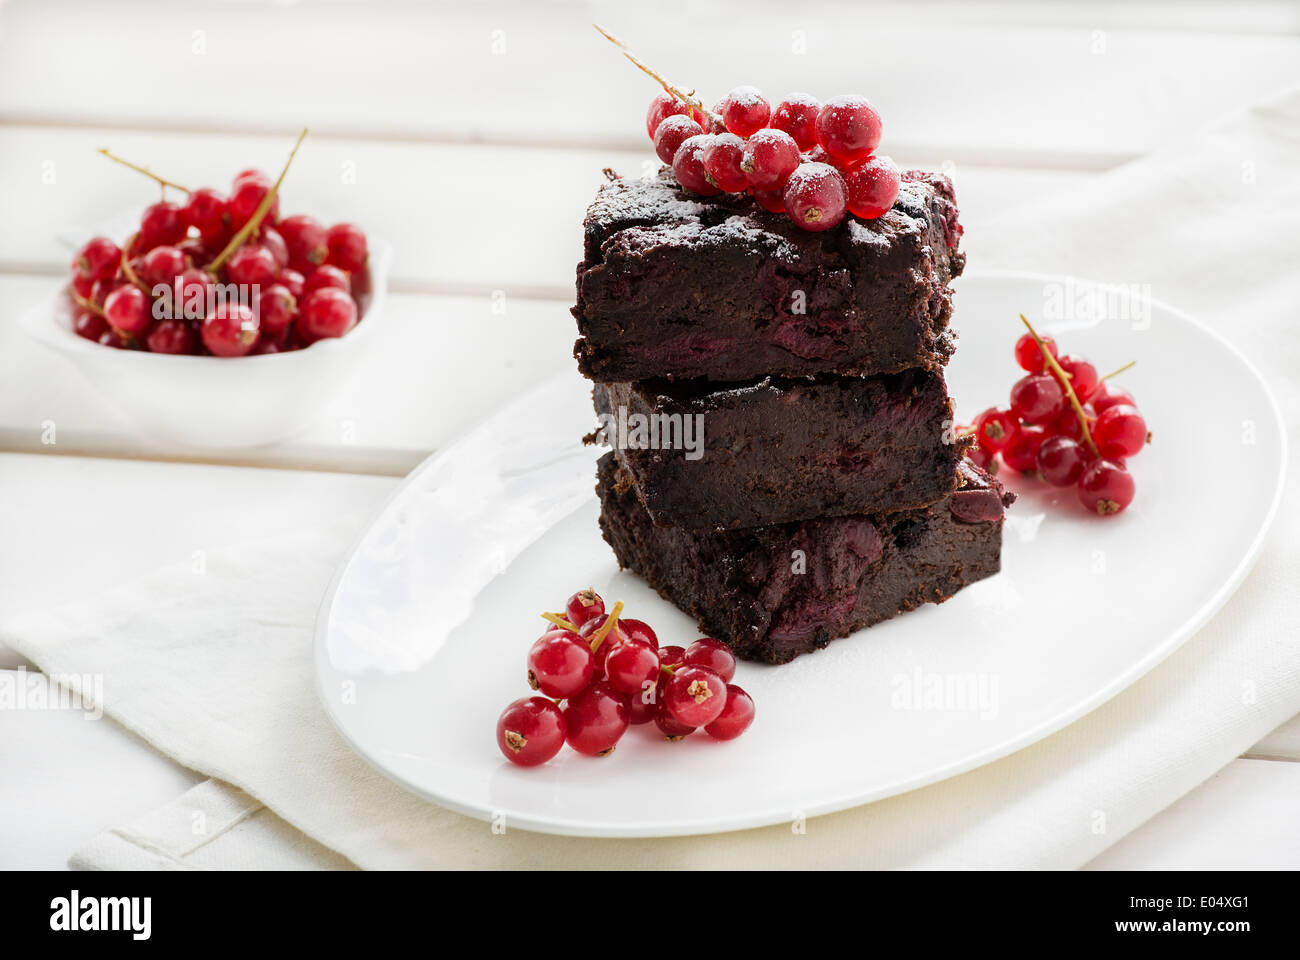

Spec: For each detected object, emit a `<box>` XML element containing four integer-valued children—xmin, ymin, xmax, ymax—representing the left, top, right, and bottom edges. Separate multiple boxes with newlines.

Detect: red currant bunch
<box><xmin>963</xmin><ymin>318</ymin><xmax>1149</xmax><ymax>516</ymax></box>
<box><xmin>68</xmin><ymin>140</ymin><xmax>370</xmax><ymax>356</ymax></box>
<box><xmin>495</xmin><ymin>589</ymin><xmax>756</xmax><ymax>767</ymax></box>
<box><xmin>644</xmin><ymin>84</ymin><xmax>900</xmax><ymax>233</ymax></box>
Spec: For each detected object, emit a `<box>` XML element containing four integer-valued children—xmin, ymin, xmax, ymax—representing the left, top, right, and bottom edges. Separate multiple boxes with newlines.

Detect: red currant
<box><xmin>843</xmin><ymin>155</ymin><xmax>900</xmax><ymax>219</ymax></box>
<box><xmin>563</xmin><ymin>682</ymin><xmax>629</xmax><ymax>756</ymax></box>
<box><xmin>1093</xmin><ymin>404</ymin><xmax>1148</xmax><ymax>459</ymax></box>
<box><xmin>720</xmin><ymin>86</ymin><xmax>771</xmax><ymax>137</ymax></box>
<box><xmin>704</xmin><ymin>684</ymin><xmax>755</xmax><ymax>740</ymax></box>
<box><xmin>298</xmin><ymin>288</ymin><xmax>358</xmax><ymax>343</ymax></box>
<box><xmin>618</xmin><ymin>618</ymin><xmax>659</xmax><ymax>650</ymax></box>
<box><xmin>653</xmin><ymin>114</ymin><xmax>704</xmax><ymax>165</ymax></box>
<box><xmin>145</xmin><ymin>319</ymin><xmax>196</xmax><ymax>355</ymax></box>
<box><xmin>740</xmin><ymin>129</ymin><xmax>800</xmax><ymax>191</ymax></box>
<box><xmin>228</xmin><ymin>174</ymin><xmax>278</xmax><ymax>230</ymax></box>
<box><xmin>1056</xmin><ymin>355</ymin><xmax>1099</xmax><ymax>403</ymax></box>
<box><xmin>672</xmin><ymin>134</ymin><xmax>721</xmax><ymax>196</ymax></box>
<box><xmin>497</xmin><ymin>696</ymin><xmax>566</xmax><ymax>767</ymax></box>
<box><xmin>751</xmin><ymin>187</ymin><xmax>785</xmax><ymax>213</ymax></box>
<box><xmin>73</xmin><ymin>309</ymin><xmax>108</xmax><ymax>342</ymax></box>
<box><xmin>1036</xmin><ymin>435</ymin><xmax>1089</xmax><ymax>487</ymax></box>
<box><xmin>140</xmin><ymin>201</ymin><xmax>186</xmax><ymax>250</ymax></box>
<box><xmin>256</xmin><ymin>283</ymin><xmax>297</xmax><ymax>341</ymax></box>
<box><xmin>1001</xmin><ymin>424</ymin><xmax>1047</xmax><ymax>473</ymax></box>
<box><xmin>564</xmin><ymin>588</ymin><xmax>605</xmax><ymax>629</ymax></box>
<box><xmin>182</xmin><ymin>187</ymin><xmax>229</xmax><ymax>246</ymax></box>
<box><xmin>260</xmin><ymin>224</ymin><xmax>289</xmax><ymax>268</ymax></box>
<box><xmin>1046</xmin><ymin>405</ymin><xmax>1086</xmax><ymax>441</ymax></box>
<box><xmin>664</xmin><ymin>665</ymin><xmax>727</xmax><ymax>727</ymax></box>
<box><xmin>1090</xmin><ymin>380</ymin><xmax>1135</xmax><ymax>414</ymax></box>
<box><xmin>303</xmin><ymin>264</ymin><xmax>352</xmax><ymax>296</ymax></box>
<box><xmin>139</xmin><ymin>245</ymin><xmax>186</xmax><ymax>292</ymax></box>
<box><xmin>1010</xmin><ymin>373</ymin><xmax>1065</xmax><ymax>424</ymax></box>
<box><xmin>276</xmin><ymin>214</ymin><xmax>328</xmax><ymax>273</ymax></box>
<box><xmin>226</xmin><ymin>244</ymin><xmax>280</xmax><ymax>288</ymax></box>
<box><xmin>526</xmin><ymin>629</ymin><xmax>595</xmax><ymax>698</ymax></box>
<box><xmin>202</xmin><ymin>302</ymin><xmax>259</xmax><ymax>357</ymax></box>
<box><xmin>326</xmin><ymin>223</ymin><xmax>368</xmax><ymax>274</ymax></box>
<box><xmin>770</xmin><ymin>94</ymin><xmax>821</xmax><ymax>151</ymax></box>
<box><xmin>646</xmin><ymin>92</ymin><xmax>690</xmax><ymax>139</ymax></box>
<box><xmin>658</xmin><ymin>645</ymin><xmax>686</xmax><ymax>670</ymax></box>
<box><xmin>815</xmin><ymin>95</ymin><xmax>883</xmax><ymax>166</ymax></box>
<box><xmin>973</xmin><ymin>407</ymin><xmax>1019</xmax><ymax>453</ymax></box>
<box><xmin>89</xmin><ymin>276</ymin><xmax>123</xmax><ymax>308</ymax></box>
<box><xmin>73</xmin><ymin>236</ymin><xmax>122</xmax><ymax>282</ymax></box>
<box><xmin>701</xmin><ymin>133</ymin><xmax>749</xmax><ymax>192</ymax></box>
<box><xmin>103</xmin><ymin>285</ymin><xmax>151</xmax><ymax>336</ymax></box>
<box><xmin>577</xmin><ymin>614</ymin><xmax>625</xmax><ymax>679</ymax></box>
<box><xmin>628</xmin><ymin>693</ymin><xmax>658</xmax><ymax>725</ymax></box>
<box><xmin>683</xmin><ymin>638</ymin><xmax>736</xmax><ymax>683</ymax></box>
<box><xmin>172</xmin><ymin>268</ymin><xmax>214</xmax><ymax>321</ymax></box>
<box><xmin>1014</xmin><ymin>332</ymin><xmax>1057</xmax><ymax>372</ymax></box>
<box><xmin>783</xmin><ymin>162</ymin><xmax>847</xmax><ymax>231</ymax></box>
<box><xmin>653</xmin><ymin>703</ymin><xmax>696</xmax><ymax>741</ymax></box>
<box><xmin>1077</xmin><ymin>460</ymin><xmax>1135</xmax><ymax>516</ymax></box>
<box><xmin>604</xmin><ymin>640</ymin><xmax>660</xmax><ymax>697</ymax></box>
<box><xmin>70</xmin><ymin>272</ymin><xmax>95</xmax><ymax>301</ymax></box>
<box><xmin>278</xmin><ymin>267</ymin><xmax>305</xmax><ymax>300</ymax></box>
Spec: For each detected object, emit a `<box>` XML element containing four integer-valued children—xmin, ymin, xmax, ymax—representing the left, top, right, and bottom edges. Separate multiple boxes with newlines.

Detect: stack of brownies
<box><xmin>572</xmin><ymin>167</ymin><xmax>1011</xmax><ymax>664</ymax></box>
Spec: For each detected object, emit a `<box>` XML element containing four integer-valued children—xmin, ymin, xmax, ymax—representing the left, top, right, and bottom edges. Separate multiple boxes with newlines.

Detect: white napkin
<box><xmin>8</xmin><ymin>85</ymin><xmax>1300</xmax><ymax>869</ymax></box>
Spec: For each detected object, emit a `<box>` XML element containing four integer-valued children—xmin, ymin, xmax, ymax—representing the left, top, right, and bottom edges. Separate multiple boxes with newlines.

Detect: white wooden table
<box><xmin>1</xmin><ymin>0</ymin><xmax>1297</xmax><ymax>869</ymax></box>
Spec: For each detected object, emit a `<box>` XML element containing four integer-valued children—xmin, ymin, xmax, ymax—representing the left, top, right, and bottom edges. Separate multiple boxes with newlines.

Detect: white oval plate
<box><xmin>314</xmin><ymin>272</ymin><xmax>1285</xmax><ymax>838</ymax></box>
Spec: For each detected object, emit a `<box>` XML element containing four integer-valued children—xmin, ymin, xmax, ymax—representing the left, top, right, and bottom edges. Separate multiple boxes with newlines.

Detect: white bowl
<box><xmin>23</xmin><ymin>238</ymin><xmax>392</xmax><ymax>449</ymax></box>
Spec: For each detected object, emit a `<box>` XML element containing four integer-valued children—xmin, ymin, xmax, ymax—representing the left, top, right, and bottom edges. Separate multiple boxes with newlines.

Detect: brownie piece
<box><xmin>593</xmin><ymin>369</ymin><xmax>968</xmax><ymax>531</ymax></box>
<box><xmin>597</xmin><ymin>453</ymin><xmax>1012</xmax><ymax>664</ymax></box>
<box><xmin>573</xmin><ymin>168</ymin><xmax>964</xmax><ymax>383</ymax></box>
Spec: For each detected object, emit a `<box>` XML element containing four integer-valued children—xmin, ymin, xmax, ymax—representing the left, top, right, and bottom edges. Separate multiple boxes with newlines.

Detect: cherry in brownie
<box><xmin>593</xmin><ymin>368</ymin><xmax>969</xmax><ymax>531</ymax></box>
<box><xmin>572</xmin><ymin>168</ymin><xmax>964</xmax><ymax>384</ymax></box>
<box><xmin>597</xmin><ymin>453</ymin><xmax>1011</xmax><ymax>664</ymax></box>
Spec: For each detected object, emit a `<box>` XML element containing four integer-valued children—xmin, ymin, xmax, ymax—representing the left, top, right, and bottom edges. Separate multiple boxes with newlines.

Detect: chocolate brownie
<box><xmin>573</xmin><ymin>168</ymin><xmax>964</xmax><ymax>383</ymax></box>
<box><xmin>597</xmin><ymin>453</ymin><xmax>1011</xmax><ymax>664</ymax></box>
<box><xmin>593</xmin><ymin>368</ymin><xmax>968</xmax><ymax>531</ymax></box>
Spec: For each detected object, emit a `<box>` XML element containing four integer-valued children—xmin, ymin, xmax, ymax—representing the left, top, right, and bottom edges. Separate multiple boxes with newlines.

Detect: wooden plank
<box><xmin>1</xmin><ymin>1</ymin><xmax>1297</xmax><ymax>167</ymax></box>
<box><xmin>0</xmin><ymin>125</ymin><xmax>1086</xmax><ymax>295</ymax></box>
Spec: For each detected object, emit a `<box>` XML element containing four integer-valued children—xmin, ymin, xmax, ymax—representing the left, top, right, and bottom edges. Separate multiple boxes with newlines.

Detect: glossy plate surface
<box><xmin>315</xmin><ymin>272</ymin><xmax>1285</xmax><ymax>837</ymax></box>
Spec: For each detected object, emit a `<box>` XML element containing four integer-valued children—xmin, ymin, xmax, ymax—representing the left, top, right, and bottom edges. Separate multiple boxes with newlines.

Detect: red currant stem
<box><xmin>1019</xmin><ymin>313</ymin><xmax>1099</xmax><ymax>457</ymax></box>
<box><xmin>97</xmin><ymin>147</ymin><xmax>191</xmax><ymax>194</ymax></box>
<box><xmin>71</xmin><ymin>291</ymin><xmax>105</xmax><ymax>317</ymax></box>
<box><xmin>1100</xmin><ymin>360</ymin><xmax>1137</xmax><ymax>382</ymax></box>
<box><xmin>659</xmin><ymin>664</ymin><xmax>678</xmax><ymax>676</ymax></box>
<box><xmin>206</xmin><ymin>127</ymin><xmax>308</xmax><ymax>274</ymax></box>
<box><xmin>539</xmin><ymin>611</ymin><xmax>580</xmax><ymax>633</ymax></box>
<box><xmin>591</xmin><ymin>24</ymin><xmax>723</xmax><ymax>126</ymax></box>
<box><xmin>119</xmin><ymin>234</ymin><xmax>151</xmax><ymax>293</ymax></box>
<box><xmin>587</xmin><ymin>599</ymin><xmax>624</xmax><ymax>654</ymax></box>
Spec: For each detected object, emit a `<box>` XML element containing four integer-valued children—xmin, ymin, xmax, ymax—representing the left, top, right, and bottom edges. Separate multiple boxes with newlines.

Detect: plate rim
<box><xmin>313</xmin><ymin>269</ymin><xmax>1289</xmax><ymax>838</ymax></box>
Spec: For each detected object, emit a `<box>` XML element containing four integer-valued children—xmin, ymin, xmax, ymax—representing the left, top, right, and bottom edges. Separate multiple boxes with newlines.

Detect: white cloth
<box><xmin>5</xmin><ymin>86</ymin><xmax>1300</xmax><ymax>870</ymax></box>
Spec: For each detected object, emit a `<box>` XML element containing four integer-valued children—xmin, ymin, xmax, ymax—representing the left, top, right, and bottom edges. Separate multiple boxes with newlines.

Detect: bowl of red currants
<box><xmin>23</xmin><ymin>158</ymin><xmax>390</xmax><ymax>448</ymax></box>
